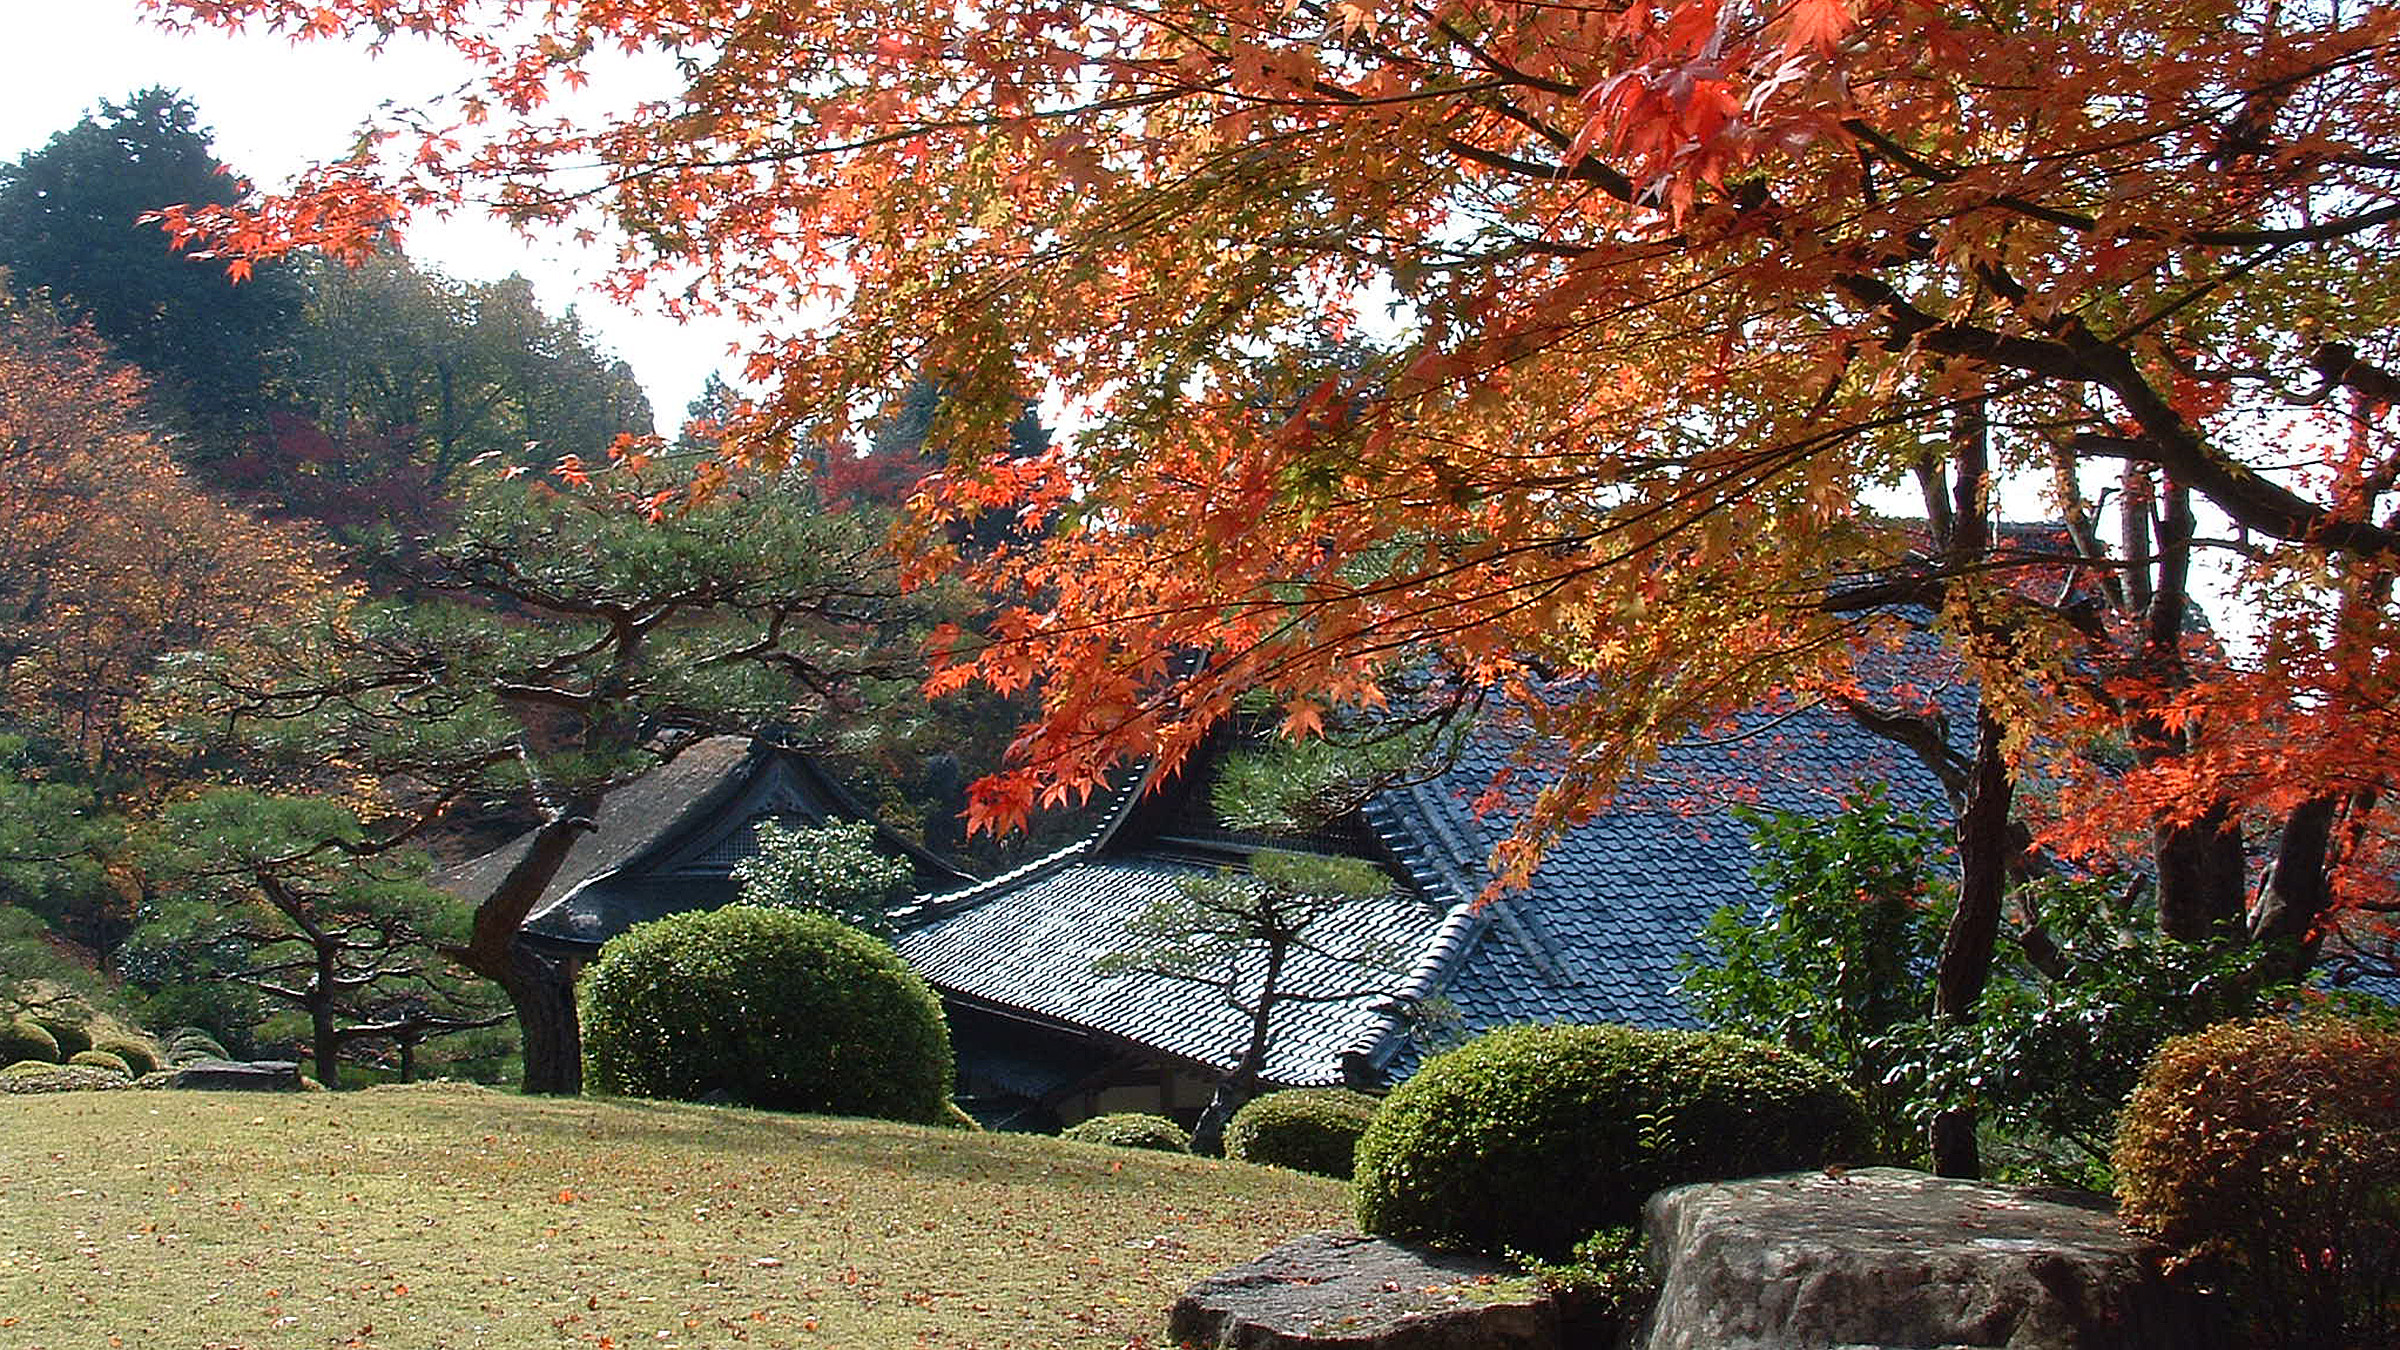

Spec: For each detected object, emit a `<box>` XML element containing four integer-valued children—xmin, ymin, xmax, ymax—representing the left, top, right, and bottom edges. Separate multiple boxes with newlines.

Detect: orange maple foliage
<box><xmin>0</xmin><ymin>287</ymin><xmax>333</xmax><ymax>778</ymax></box>
<box><xmin>147</xmin><ymin>0</ymin><xmax>2400</xmax><ymax>949</ymax></box>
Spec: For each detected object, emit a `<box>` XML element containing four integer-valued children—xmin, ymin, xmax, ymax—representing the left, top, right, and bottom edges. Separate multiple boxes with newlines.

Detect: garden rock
<box><xmin>169</xmin><ymin>1058</ymin><xmax>302</xmax><ymax>1091</ymax></box>
<box><xmin>1634</xmin><ymin>1167</ymin><xmax>2214</xmax><ymax>1350</ymax></box>
<box><xmin>1170</xmin><ymin>1230</ymin><xmax>1559</xmax><ymax>1349</ymax></box>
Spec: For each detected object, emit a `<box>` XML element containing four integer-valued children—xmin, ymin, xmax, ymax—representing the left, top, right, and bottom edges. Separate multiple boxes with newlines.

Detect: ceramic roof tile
<box><xmin>1356</xmin><ymin>694</ymin><xmax>1956</xmax><ymax>1081</ymax></box>
<box><xmin>896</xmin><ymin>856</ymin><xmax>1442</xmax><ymax>1087</ymax></box>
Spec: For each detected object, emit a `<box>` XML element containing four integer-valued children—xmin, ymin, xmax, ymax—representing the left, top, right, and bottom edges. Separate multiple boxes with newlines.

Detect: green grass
<box><xmin>0</xmin><ymin>1084</ymin><xmax>1348</xmax><ymax>1349</ymax></box>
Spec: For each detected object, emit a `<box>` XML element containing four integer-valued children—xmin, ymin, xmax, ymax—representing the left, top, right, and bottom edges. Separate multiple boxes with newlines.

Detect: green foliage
<box><xmin>1224</xmin><ymin>1088</ymin><xmax>1381</xmax><ymax>1178</ymax></box>
<box><xmin>2</xmin><ymin>1018</ymin><xmax>61</xmax><ymax>1065</ymax></box>
<box><xmin>0</xmin><ymin>735</ymin><xmax>119</xmax><ymax>962</ymax></box>
<box><xmin>129</xmin><ymin>790</ymin><xmax>490</xmax><ymax>1086</ymax></box>
<box><xmin>93</xmin><ymin>1037</ymin><xmax>159</xmax><ymax>1077</ymax></box>
<box><xmin>162</xmin><ymin>475</ymin><xmax>927</xmax><ymax>808</ymax></box>
<box><xmin>1685</xmin><ymin>788</ymin><xmax>2297</xmax><ymax>1185</ymax></box>
<box><xmin>1</xmin><ymin>1058</ymin><xmax>62</xmax><ymax>1077</ymax></box>
<box><xmin>732</xmin><ymin>818</ymin><xmax>915</xmax><ymax>938</ymax></box>
<box><xmin>1888</xmin><ymin>877</ymin><xmax>2294</xmax><ymax>1185</ymax></box>
<box><xmin>581</xmin><ymin>905</ymin><xmax>952</xmax><ymax>1123</ymax></box>
<box><xmin>1098</xmin><ymin>849</ymin><xmax>1395</xmax><ymax>986</ymax></box>
<box><xmin>1059</xmin><ymin>1113</ymin><xmax>1192</xmax><ymax>1153</ymax></box>
<box><xmin>1208</xmin><ymin>728</ymin><xmax>1431</xmax><ymax>836</ymax></box>
<box><xmin>1515</xmin><ymin>1227</ymin><xmax>1658</xmax><ymax>1344</ymax></box>
<box><xmin>1353</xmin><ymin>1024</ymin><xmax>1868</xmax><ymax>1260</ymax></box>
<box><xmin>0</xmin><ymin>88</ymin><xmax>299</xmax><ymax>439</ymax></box>
<box><xmin>68</xmin><ymin>1049</ymin><xmax>131</xmax><ymax>1077</ymax></box>
<box><xmin>163</xmin><ymin>1027</ymin><xmax>231</xmax><ymax>1065</ymax></box>
<box><xmin>2115</xmin><ymin>1016</ymin><xmax>2400</xmax><ymax>1350</ymax></box>
<box><xmin>277</xmin><ymin>255</ymin><xmax>652</xmax><ymax>489</ymax></box>
<box><xmin>1681</xmin><ymin>787</ymin><xmax>1949</xmax><ymax>1157</ymax></box>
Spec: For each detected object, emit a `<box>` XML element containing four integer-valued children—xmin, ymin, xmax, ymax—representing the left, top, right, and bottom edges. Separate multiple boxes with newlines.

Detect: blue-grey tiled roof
<box><xmin>895</xmin><ymin>854</ymin><xmax>1444</xmax><ymax>1087</ymax></box>
<box><xmin>897</xmin><ymin>672</ymin><xmax>1965</xmax><ymax>1089</ymax></box>
<box><xmin>1356</xmin><ymin>697</ymin><xmax>1956</xmax><ymax>1080</ymax></box>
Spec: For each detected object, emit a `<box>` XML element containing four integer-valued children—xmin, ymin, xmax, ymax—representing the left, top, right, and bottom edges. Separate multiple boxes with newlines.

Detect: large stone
<box><xmin>1633</xmin><ymin>1167</ymin><xmax>2213</xmax><ymax>1350</ymax></box>
<box><xmin>169</xmin><ymin>1058</ymin><xmax>302</xmax><ymax>1091</ymax></box>
<box><xmin>1170</xmin><ymin>1230</ymin><xmax>1560</xmax><ymax>1350</ymax></box>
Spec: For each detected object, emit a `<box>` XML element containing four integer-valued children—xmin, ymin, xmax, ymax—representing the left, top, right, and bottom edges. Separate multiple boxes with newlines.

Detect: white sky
<box><xmin>0</xmin><ymin>0</ymin><xmax>748</xmax><ymax>425</ymax></box>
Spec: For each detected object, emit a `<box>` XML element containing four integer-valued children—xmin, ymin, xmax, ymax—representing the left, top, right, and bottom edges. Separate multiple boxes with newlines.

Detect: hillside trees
<box><xmin>167</xmin><ymin>467</ymin><xmax>944</xmax><ymax>1093</ymax></box>
<box><xmin>0</xmin><ymin>284</ymin><xmax>327</xmax><ymax>781</ymax></box>
<box><xmin>153</xmin><ymin>1</ymin><xmax>2400</xmax><ymax>1074</ymax></box>
<box><xmin>236</xmin><ymin>255</ymin><xmax>655</xmax><ymax>533</ymax></box>
<box><xmin>0</xmin><ymin>88</ymin><xmax>299</xmax><ymax>443</ymax></box>
<box><xmin>2</xmin><ymin>91</ymin><xmax>653</xmax><ymax>533</ymax></box>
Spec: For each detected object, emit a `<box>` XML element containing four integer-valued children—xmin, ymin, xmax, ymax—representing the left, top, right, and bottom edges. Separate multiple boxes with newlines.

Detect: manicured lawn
<box><xmin>0</xmin><ymin>1084</ymin><xmax>1348</xmax><ymax>1349</ymax></box>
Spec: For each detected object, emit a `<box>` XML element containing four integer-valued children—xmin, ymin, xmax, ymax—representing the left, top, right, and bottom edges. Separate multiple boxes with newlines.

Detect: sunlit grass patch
<box><xmin>0</xmin><ymin>1083</ymin><xmax>1347</xmax><ymax>1348</ymax></box>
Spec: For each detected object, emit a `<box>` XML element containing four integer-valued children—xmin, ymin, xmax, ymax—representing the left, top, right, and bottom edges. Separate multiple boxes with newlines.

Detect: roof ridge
<box><xmin>1342</xmin><ymin>790</ymin><xmax>1497</xmax><ymax>1080</ymax></box>
<box><xmin>891</xmin><ymin>758</ymin><xmax>1159</xmax><ymax>929</ymax></box>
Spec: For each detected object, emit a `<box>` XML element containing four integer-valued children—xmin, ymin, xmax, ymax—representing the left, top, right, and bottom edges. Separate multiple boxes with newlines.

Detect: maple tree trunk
<box><xmin>2130</xmin><ymin>479</ymin><xmax>2250</xmax><ymax>943</ymax></box>
<box><xmin>2252</xmin><ymin>795</ymin><xmax>2338</xmax><ymax>979</ymax></box>
<box><xmin>2152</xmin><ymin>808</ymin><xmax>2248</xmax><ymax>942</ymax></box>
<box><xmin>1931</xmin><ymin>706</ymin><xmax>2012</xmax><ymax>1180</ymax></box>
<box><xmin>503</xmin><ymin>943</ymin><xmax>582</xmax><ymax>1097</ymax></box>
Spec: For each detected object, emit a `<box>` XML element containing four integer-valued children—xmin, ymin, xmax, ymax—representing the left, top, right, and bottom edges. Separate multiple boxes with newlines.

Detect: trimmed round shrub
<box><xmin>1</xmin><ymin>1059</ymin><xmax>63</xmax><ymax>1077</ymax></box>
<box><xmin>2</xmin><ymin>1019</ymin><xmax>61</xmax><ymax>1066</ymax></box>
<box><xmin>1355</xmin><ymin>1024</ymin><xmax>1869</xmax><ymax>1259</ymax></box>
<box><xmin>2115</xmin><ymin>1015</ymin><xmax>2400</xmax><ymax>1350</ymax></box>
<box><xmin>1225</xmin><ymin>1088</ymin><xmax>1381</xmax><ymax>1178</ymax></box>
<box><xmin>32</xmin><ymin>1017</ymin><xmax>92</xmax><ymax>1058</ymax></box>
<box><xmin>165</xmin><ymin>1028</ymin><xmax>229</xmax><ymax>1064</ymax></box>
<box><xmin>93</xmin><ymin>1038</ymin><xmax>159</xmax><ymax>1077</ymax></box>
<box><xmin>1061</xmin><ymin>1113</ymin><xmax>1192</xmax><ymax>1153</ymax></box>
<box><xmin>581</xmin><ymin>905</ymin><xmax>953</xmax><ymax>1124</ymax></box>
<box><xmin>68</xmin><ymin>1049</ymin><xmax>131</xmax><ymax>1077</ymax></box>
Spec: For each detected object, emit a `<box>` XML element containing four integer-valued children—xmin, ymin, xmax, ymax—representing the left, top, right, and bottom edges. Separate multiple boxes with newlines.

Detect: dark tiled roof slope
<box><xmin>1357</xmin><ymin>696</ymin><xmax>1957</xmax><ymax>1081</ymax></box>
<box><xmin>460</xmin><ymin>737</ymin><xmax>972</xmax><ymax>953</ymax></box>
<box><xmin>441</xmin><ymin>737</ymin><xmax>757</xmax><ymax>924</ymax></box>
<box><xmin>894</xmin><ymin>855</ymin><xmax>1443</xmax><ymax>1087</ymax></box>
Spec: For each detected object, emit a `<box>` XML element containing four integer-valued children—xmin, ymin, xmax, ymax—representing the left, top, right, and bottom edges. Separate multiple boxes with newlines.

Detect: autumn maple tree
<box><xmin>0</xmin><ymin>282</ymin><xmax>327</xmax><ymax>778</ymax></box>
<box><xmin>150</xmin><ymin>0</ymin><xmax>2400</xmax><ymax>1129</ymax></box>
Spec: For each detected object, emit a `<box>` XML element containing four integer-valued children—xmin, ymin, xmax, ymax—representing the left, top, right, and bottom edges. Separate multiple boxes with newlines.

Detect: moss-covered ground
<box><xmin>0</xmin><ymin>1083</ymin><xmax>1347</xmax><ymax>1349</ymax></box>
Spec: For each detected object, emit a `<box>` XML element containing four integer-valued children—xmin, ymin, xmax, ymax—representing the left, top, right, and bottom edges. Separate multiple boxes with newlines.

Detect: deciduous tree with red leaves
<box><xmin>151</xmin><ymin>0</ymin><xmax>2400</xmax><ymax>1142</ymax></box>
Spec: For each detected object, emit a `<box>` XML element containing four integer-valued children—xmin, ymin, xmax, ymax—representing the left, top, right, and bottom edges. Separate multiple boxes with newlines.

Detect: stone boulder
<box><xmin>169</xmin><ymin>1058</ymin><xmax>302</xmax><ymax>1091</ymax></box>
<box><xmin>1170</xmin><ymin>1230</ymin><xmax>1560</xmax><ymax>1350</ymax></box>
<box><xmin>1634</xmin><ymin>1167</ymin><xmax>2214</xmax><ymax>1350</ymax></box>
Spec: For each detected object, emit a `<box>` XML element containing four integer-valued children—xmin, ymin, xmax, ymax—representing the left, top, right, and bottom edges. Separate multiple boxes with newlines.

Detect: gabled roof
<box><xmin>448</xmin><ymin>737</ymin><xmax>973</xmax><ymax>953</ymax></box>
<box><xmin>1351</xmin><ymin>697</ymin><xmax>1955</xmax><ymax>1081</ymax></box>
<box><xmin>896</xmin><ymin>855</ymin><xmax>1440</xmax><ymax>1088</ymax></box>
<box><xmin>896</xmin><ymin>681</ymin><xmax>1959</xmax><ymax>1089</ymax></box>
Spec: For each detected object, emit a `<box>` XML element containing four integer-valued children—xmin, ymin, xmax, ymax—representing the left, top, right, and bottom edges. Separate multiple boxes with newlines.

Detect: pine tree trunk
<box><xmin>1191</xmin><ymin>949</ymin><xmax>1285</xmax><ymax>1157</ymax></box>
<box><xmin>312</xmin><ymin>1002</ymin><xmax>342</xmax><ymax>1092</ymax></box>
<box><xmin>503</xmin><ymin>943</ymin><xmax>582</xmax><ymax>1096</ymax></box>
